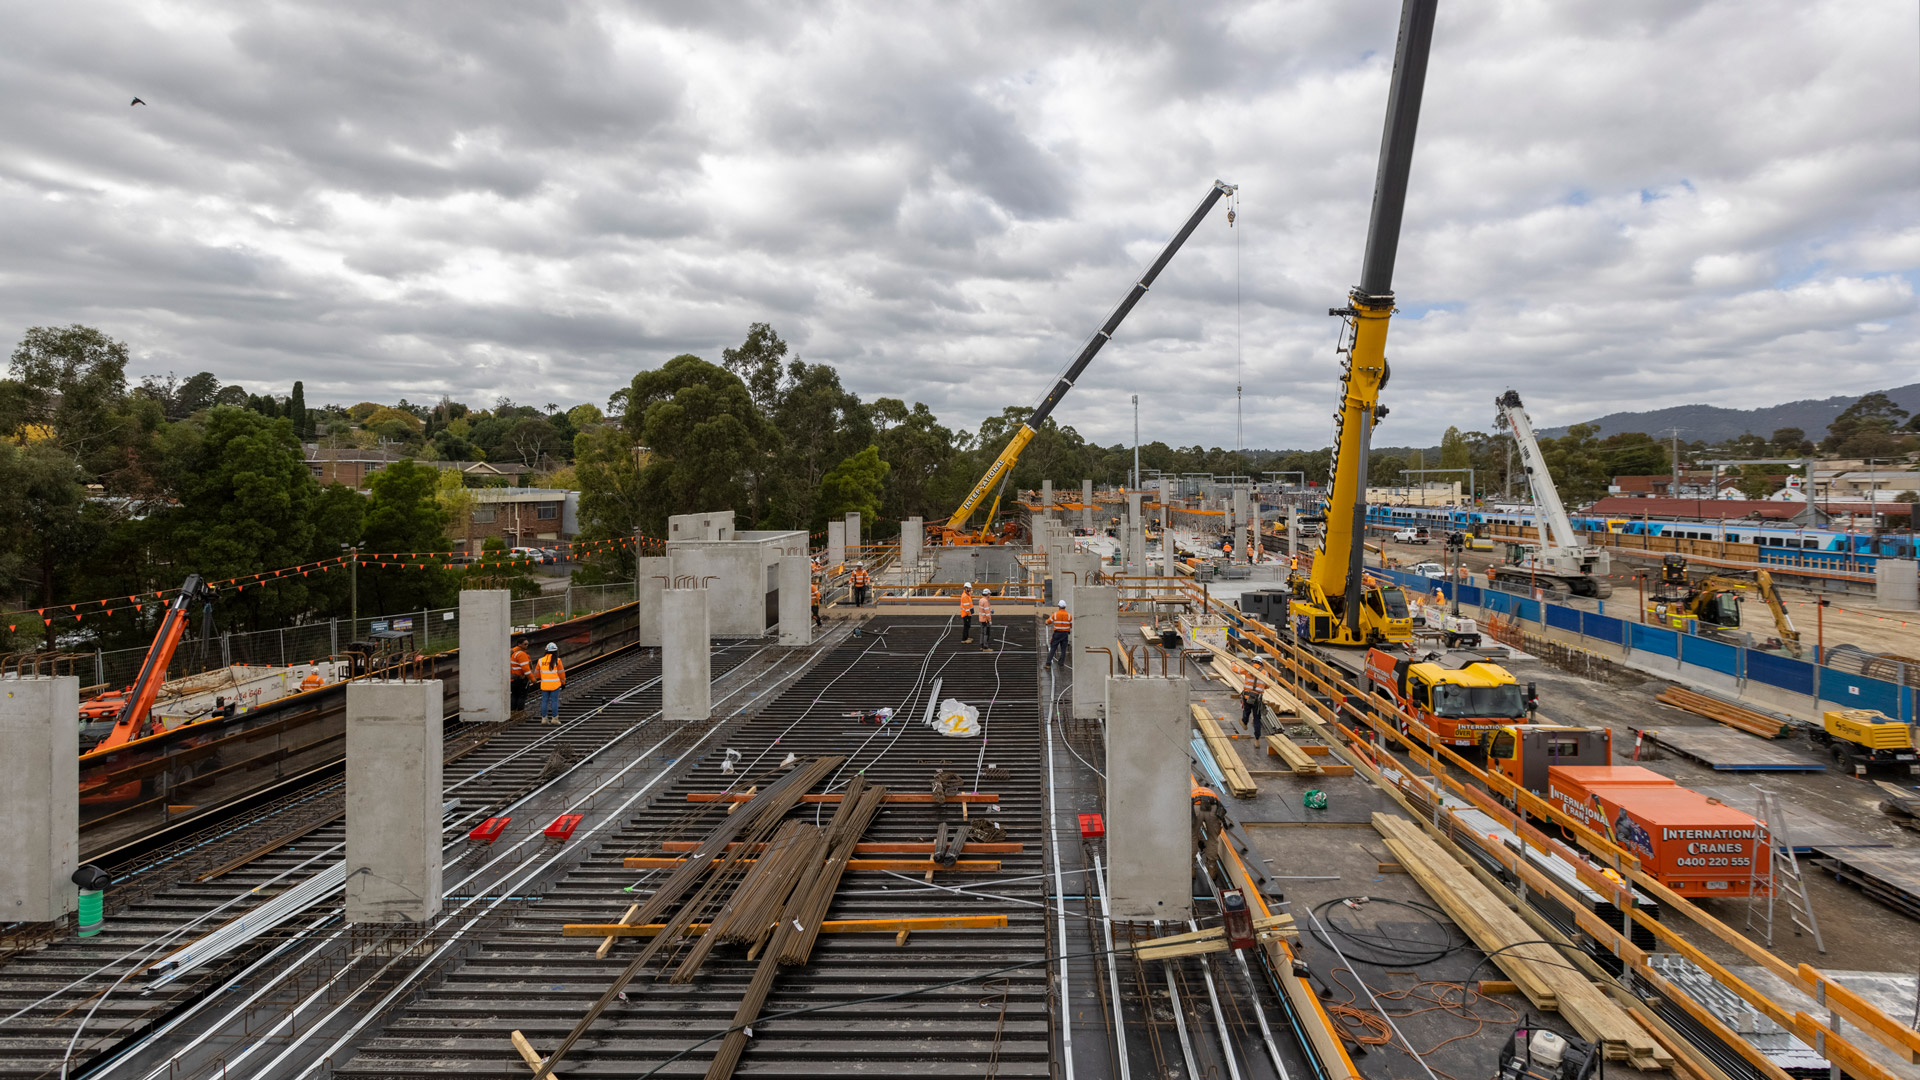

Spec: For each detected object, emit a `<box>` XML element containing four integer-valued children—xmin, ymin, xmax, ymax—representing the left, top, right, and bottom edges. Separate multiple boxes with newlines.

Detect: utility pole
<box><xmin>1131</xmin><ymin>394</ymin><xmax>1141</xmax><ymax>492</ymax></box>
<box><xmin>1668</xmin><ymin>428</ymin><xmax>1683</xmax><ymax>497</ymax></box>
<box><xmin>349</xmin><ymin>546</ymin><xmax>359</xmax><ymax>634</ymax></box>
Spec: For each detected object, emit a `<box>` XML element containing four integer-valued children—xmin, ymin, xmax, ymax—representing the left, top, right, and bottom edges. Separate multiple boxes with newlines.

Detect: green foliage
<box><xmin>626</xmin><ymin>354</ymin><xmax>776</xmax><ymax>534</ymax></box>
<box><xmin>6</xmin><ymin>324</ymin><xmax>138</xmax><ymax>473</ymax></box>
<box><xmin>289</xmin><ymin>381</ymin><xmax>309</xmax><ymax>438</ymax></box>
<box><xmin>816</xmin><ymin>445</ymin><xmax>889</xmax><ymax>529</ymax></box>
<box><xmin>466</xmin><ymin>536</ymin><xmax>542</xmax><ymax>598</ymax></box>
<box><xmin>570</xmin><ymin>424</ymin><xmax>646</xmax><ymax>582</ymax></box>
<box><xmin>1438</xmin><ymin>426</ymin><xmax>1471</xmax><ymax>471</ymax></box>
<box><xmin>360</xmin><ymin>460</ymin><xmax>459</xmax><ymax>612</ymax></box>
<box><xmin>1824</xmin><ymin>392</ymin><xmax>1914</xmax><ymax>457</ymax></box>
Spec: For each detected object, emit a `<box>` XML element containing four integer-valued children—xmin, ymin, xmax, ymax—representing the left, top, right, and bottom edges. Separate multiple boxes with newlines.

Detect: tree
<box><xmin>0</xmin><ymin>440</ymin><xmax>91</xmax><ymax>647</ymax></box>
<box><xmin>435</xmin><ymin>467</ymin><xmax>478</xmax><ymax>553</ymax></box>
<box><xmin>360</xmin><ymin>460</ymin><xmax>459</xmax><ymax>613</ymax></box>
<box><xmin>465</xmin><ymin>537</ymin><xmax>542</xmax><ymax>598</ymax></box>
<box><xmin>289</xmin><ymin>381</ymin><xmax>309</xmax><ymax>438</ymax></box>
<box><xmin>816</xmin><ymin>445</ymin><xmax>889</xmax><ymax>529</ymax></box>
<box><xmin>571</xmin><ymin>424</ymin><xmax>647</xmax><ymax>581</ymax></box>
<box><xmin>1824</xmin><ymin>392</ymin><xmax>1911</xmax><ymax>454</ymax></box>
<box><xmin>6</xmin><ymin>324</ymin><xmax>138</xmax><ymax>473</ymax></box>
<box><xmin>1771</xmin><ymin>427</ymin><xmax>1808</xmax><ymax>454</ymax></box>
<box><xmin>873</xmin><ymin>398</ymin><xmax>959</xmax><ymax>521</ymax></box>
<box><xmin>1438</xmin><ymin>426</ymin><xmax>1471</xmax><ymax>471</ymax></box>
<box><xmin>1598</xmin><ymin>432</ymin><xmax>1668</xmax><ymax>476</ymax></box>
<box><xmin>504</xmin><ymin>417</ymin><xmax>563</xmax><ymax>467</ymax></box>
<box><xmin>176</xmin><ymin>372</ymin><xmax>222</xmax><ymax>416</ymax></box>
<box><xmin>625</xmin><ymin>355</ymin><xmax>776</xmax><ymax>534</ymax></box>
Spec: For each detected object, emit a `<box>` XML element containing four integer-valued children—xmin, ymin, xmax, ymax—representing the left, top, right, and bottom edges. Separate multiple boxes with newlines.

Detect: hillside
<box><xmin>1539</xmin><ymin>383</ymin><xmax>1920</xmax><ymax>443</ymax></box>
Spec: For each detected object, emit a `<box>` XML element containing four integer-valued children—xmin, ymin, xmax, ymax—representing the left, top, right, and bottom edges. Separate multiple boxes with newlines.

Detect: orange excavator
<box><xmin>80</xmin><ymin>575</ymin><xmax>213</xmax><ymax>766</ymax></box>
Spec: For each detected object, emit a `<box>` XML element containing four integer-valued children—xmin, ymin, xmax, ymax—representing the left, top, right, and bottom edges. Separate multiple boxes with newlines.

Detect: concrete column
<box><xmin>1054</xmin><ymin>552</ymin><xmax>1096</xmax><ymax>612</ymax></box>
<box><xmin>778</xmin><ymin>556</ymin><xmax>812</xmax><ymax>646</ymax></box>
<box><xmin>1071</xmin><ymin>585</ymin><xmax>1118</xmax><ymax>720</ymax></box>
<box><xmin>844</xmin><ymin>512</ymin><xmax>862</xmax><ymax>562</ymax></box>
<box><xmin>664</xmin><ymin>588</ymin><xmax>711</xmax><ymax>722</ymax></box>
<box><xmin>1232</xmin><ymin>487</ymin><xmax>1250</xmax><ymax>563</ymax></box>
<box><xmin>457</xmin><ymin>589</ymin><xmax>510</xmax><ymax>722</ymax></box>
<box><xmin>827</xmin><ymin>520</ymin><xmax>847</xmax><ymax>567</ymax></box>
<box><xmin>345</xmin><ymin>679</ymin><xmax>443</xmax><ymax>924</ymax></box>
<box><xmin>1877</xmin><ymin>559</ymin><xmax>1918</xmax><ymax>610</ymax></box>
<box><xmin>1106</xmin><ymin>676</ymin><xmax>1194</xmax><ymax>920</ymax></box>
<box><xmin>1128</xmin><ymin>492</ymin><xmax>1146</xmax><ymax>582</ymax></box>
<box><xmin>1161</xmin><ymin>479</ymin><xmax>1174</xmax><ymax>577</ymax></box>
<box><xmin>901</xmin><ymin>517</ymin><xmax>923</xmax><ymax>578</ymax></box>
<box><xmin>1</xmin><ymin>676</ymin><xmax>79</xmax><ymax>923</ymax></box>
<box><xmin>637</xmin><ymin>556</ymin><xmax>670</xmax><ymax>648</ymax></box>
<box><xmin>1041</xmin><ymin>479</ymin><xmax>1054</xmax><ymax>522</ymax></box>
<box><xmin>1081</xmin><ymin>479</ymin><xmax>1094</xmax><ymax>532</ymax></box>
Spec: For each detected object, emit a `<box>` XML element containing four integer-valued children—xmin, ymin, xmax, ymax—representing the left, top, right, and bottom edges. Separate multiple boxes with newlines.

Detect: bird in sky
<box><xmin>130</xmin><ymin>97</ymin><xmax>145</xmax><ymax>106</ymax></box>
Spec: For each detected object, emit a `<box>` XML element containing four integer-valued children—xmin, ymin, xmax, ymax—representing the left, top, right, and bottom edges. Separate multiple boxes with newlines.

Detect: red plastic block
<box><xmin>1077</xmin><ymin>813</ymin><xmax>1105</xmax><ymax>840</ymax></box>
<box><xmin>468</xmin><ymin>816</ymin><xmax>511</xmax><ymax>843</ymax></box>
<box><xmin>544</xmin><ymin>813</ymin><xmax>584</xmax><ymax>840</ymax></box>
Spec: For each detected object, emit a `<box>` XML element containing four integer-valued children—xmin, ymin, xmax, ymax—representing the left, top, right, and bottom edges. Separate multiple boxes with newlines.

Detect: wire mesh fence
<box><xmin>83</xmin><ymin>581</ymin><xmax>639</xmax><ymax>690</ymax></box>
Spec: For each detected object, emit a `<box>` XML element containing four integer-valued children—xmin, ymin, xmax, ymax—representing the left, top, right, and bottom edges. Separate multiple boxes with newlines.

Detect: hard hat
<box><xmin>545</xmin><ymin>642</ymin><xmax>558</xmax><ymax>652</ymax></box>
<box><xmin>965</xmin><ymin>581</ymin><xmax>974</xmax><ymax>588</ymax></box>
<box><xmin>1057</xmin><ymin>601</ymin><xmax>1067</xmax><ymax>608</ymax></box>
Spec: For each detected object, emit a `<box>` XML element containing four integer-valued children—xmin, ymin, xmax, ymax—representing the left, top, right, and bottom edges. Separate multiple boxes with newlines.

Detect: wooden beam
<box><xmin>622</xmin><ymin>856</ymin><xmax>1002</xmax><ymax>872</ymax></box>
<box><xmin>511</xmin><ymin>1031</ymin><xmax>559</xmax><ymax>1078</ymax></box>
<box><xmin>1191</xmin><ymin>704</ymin><xmax>1257</xmax><ymax>798</ymax></box>
<box><xmin>563</xmin><ymin>914</ymin><xmax>1008</xmax><ymax>938</ymax></box>
<box><xmin>1263</xmin><ymin>731</ymin><xmax>1321</xmax><ymax>775</ymax></box>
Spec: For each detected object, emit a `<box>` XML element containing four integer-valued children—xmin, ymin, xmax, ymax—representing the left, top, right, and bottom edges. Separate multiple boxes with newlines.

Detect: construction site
<box><xmin>7</xmin><ymin>3</ymin><xmax>1920</xmax><ymax>1080</ymax></box>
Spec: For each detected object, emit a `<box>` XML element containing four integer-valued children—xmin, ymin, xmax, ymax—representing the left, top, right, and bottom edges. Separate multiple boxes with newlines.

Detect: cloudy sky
<box><xmin>6</xmin><ymin>0</ymin><xmax>1917</xmax><ymax>448</ymax></box>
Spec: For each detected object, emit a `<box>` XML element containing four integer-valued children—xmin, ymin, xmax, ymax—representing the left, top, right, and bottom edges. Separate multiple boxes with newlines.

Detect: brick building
<box><xmin>456</xmin><ymin>488</ymin><xmax>580</xmax><ymax>552</ymax></box>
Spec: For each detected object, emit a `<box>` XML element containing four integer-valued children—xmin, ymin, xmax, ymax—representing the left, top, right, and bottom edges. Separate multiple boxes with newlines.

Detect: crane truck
<box><xmin>1287</xmin><ymin>0</ymin><xmax>1435</xmax><ymax>648</ymax></box>
<box><xmin>1487</xmin><ymin>390</ymin><xmax>1612</xmax><ymax>598</ymax></box>
<box><xmin>78</xmin><ymin>575</ymin><xmax>214</xmax><ymax>803</ymax></box>
<box><xmin>939</xmin><ymin>179</ymin><xmax>1238</xmax><ymax>544</ymax></box>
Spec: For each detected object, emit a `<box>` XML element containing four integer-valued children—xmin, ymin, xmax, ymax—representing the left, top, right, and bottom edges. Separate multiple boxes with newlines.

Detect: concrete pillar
<box><xmin>345</xmin><ymin>679</ymin><xmax>443</xmax><ymax>924</ymax></box>
<box><xmin>1055</xmin><ymin>552</ymin><xmax>1096</xmax><ymax>612</ymax></box>
<box><xmin>778</xmin><ymin>555</ymin><xmax>813</xmax><ymax>646</ymax></box>
<box><xmin>1042</xmin><ymin>479</ymin><xmax>1054</xmax><ymax>521</ymax></box>
<box><xmin>902</xmin><ymin>517</ymin><xmax>923</xmax><ymax>578</ymax></box>
<box><xmin>844</xmin><ymin>512</ymin><xmax>862</xmax><ymax>562</ymax></box>
<box><xmin>457</xmin><ymin>590</ymin><xmax>510</xmax><ymax>722</ymax></box>
<box><xmin>1</xmin><ymin>676</ymin><xmax>79</xmax><ymax>922</ymax></box>
<box><xmin>1232</xmin><ymin>487</ymin><xmax>1250</xmax><ymax>563</ymax></box>
<box><xmin>1105</xmin><ymin>676</ymin><xmax>1194</xmax><ymax>920</ymax></box>
<box><xmin>1877</xmin><ymin>559</ymin><xmax>1918</xmax><ymax>610</ymax></box>
<box><xmin>637</xmin><ymin>556</ymin><xmax>670</xmax><ymax>648</ymax></box>
<box><xmin>1128</xmin><ymin>492</ymin><xmax>1146</xmax><ymax>582</ymax></box>
<box><xmin>664</xmin><ymin>588</ymin><xmax>711</xmax><ymax>722</ymax></box>
<box><xmin>1071</xmin><ymin>585</ymin><xmax>1118</xmax><ymax>720</ymax></box>
<box><xmin>1161</xmin><ymin>478</ymin><xmax>1175</xmax><ymax>577</ymax></box>
<box><xmin>1081</xmin><ymin>479</ymin><xmax>1094</xmax><ymax>532</ymax></box>
<box><xmin>828</xmin><ymin>520</ymin><xmax>847</xmax><ymax>568</ymax></box>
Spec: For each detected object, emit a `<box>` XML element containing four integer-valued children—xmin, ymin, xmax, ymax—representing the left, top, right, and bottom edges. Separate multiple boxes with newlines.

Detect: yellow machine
<box><xmin>1812</xmin><ymin>709</ymin><xmax>1917</xmax><ymax>771</ymax></box>
<box><xmin>1288</xmin><ymin>0</ymin><xmax>1435</xmax><ymax>647</ymax></box>
<box><xmin>1648</xmin><ymin>557</ymin><xmax>1802</xmax><ymax>655</ymax></box>
<box><xmin>939</xmin><ymin>180</ymin><xmax>1238</xmax><ymax>544</ymax></box>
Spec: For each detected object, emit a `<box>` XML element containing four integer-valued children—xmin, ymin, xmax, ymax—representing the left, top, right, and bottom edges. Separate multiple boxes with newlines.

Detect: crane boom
<box><xmin>943</xmin><ymin>179</ymin><xmax>1237</xmax><ymax>537</ymax></box>
<box><xmin>1488</xmin><ymin>389</ymin><xmax>1612</xmax><ymax>596</ymax></box>
<box><xmin>93</xmin><ymin>575</ymin><xmax>211</xmax><ymax>751</ymax></box>
<box><xmin>1496</xmin><ymin>390</ymin><xmax>1580</xmax><ymax>550</ymax></box>
<box><xmin>1290</xmin><ymin>0</ymin><xmax>1436</xmax><ymax>647</ymax></box>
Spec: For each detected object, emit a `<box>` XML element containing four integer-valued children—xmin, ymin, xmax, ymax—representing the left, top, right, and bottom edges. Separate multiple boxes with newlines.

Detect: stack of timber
<box><xmin>1372</xmin><ymin>812</ymin><xmax>1673</xmax><ymax>1071</ymax></box>
<box><xmin>1132</xmin><ymin>913</ymin><xmax>1297</xmax><ymax>961</ymax></box>
<box><xmin>1191</xmin><ymin>704</ymin><xmax>1257</xmax><ymax>798</ymax></box>
<box><xmin>1263</xmin><ymin>731</ymin><xmax>1322</xmax><ymax>775</ymax></box>
<box><xmin>1656</xmin><ymin>685</ymin><xmax>1790</xmax><ymax>739</ymax></box>
<box><xmin>1194</xmin><ymin>639</ymin><xmax>1307</xmax><ymax>718</ymax></box>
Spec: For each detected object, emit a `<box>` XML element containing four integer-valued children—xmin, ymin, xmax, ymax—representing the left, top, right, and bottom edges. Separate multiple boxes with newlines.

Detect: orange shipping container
<box><xmin>1546</xmin><ymin>765</ymin><xmax>1771</xmax><ymax>899</ymax></box>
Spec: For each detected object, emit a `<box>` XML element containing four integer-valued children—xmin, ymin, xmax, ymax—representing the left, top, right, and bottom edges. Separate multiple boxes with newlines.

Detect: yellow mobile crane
<box><xmin>1287</xmin><ymin>0</ymin><xmax>1436</xmax><ymax>647</ymax></box>
<box><xmin>939</xmin><ymin>180</ymin><xmax>1238</xmax><ymax>544</ymax></box>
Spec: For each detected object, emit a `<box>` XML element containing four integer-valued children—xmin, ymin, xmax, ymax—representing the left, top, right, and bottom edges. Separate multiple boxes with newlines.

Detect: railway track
<box><xmin>0</xmin><ymin>636</ymin><xmax>782</xmax><ymax>1080</ymax></box>
<box><xmin>336</xmin><ymin>615</ymin><xmax>1050</xmax><ymax>1078</ymax></box>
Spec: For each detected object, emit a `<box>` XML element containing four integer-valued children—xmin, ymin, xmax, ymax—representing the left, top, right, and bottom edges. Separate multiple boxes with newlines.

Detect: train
<box><xmin>1354</xmin><ymin>503</ymin><xmax>1914</xmax><ymax>569</ymax></box>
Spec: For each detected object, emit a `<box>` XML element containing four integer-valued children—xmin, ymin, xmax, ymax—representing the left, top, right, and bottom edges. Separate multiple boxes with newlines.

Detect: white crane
<box><xmin>1489</xmin><ymin>390</ymin><xmax>1613</xmax><ymax>598</ymax></box>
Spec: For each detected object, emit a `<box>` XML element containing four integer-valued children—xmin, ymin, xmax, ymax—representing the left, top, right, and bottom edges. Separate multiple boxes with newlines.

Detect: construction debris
<box><xmin>1657</xmin><ymin>685</ymin><xmax>1791</xmax><ymax>739</ymax></box>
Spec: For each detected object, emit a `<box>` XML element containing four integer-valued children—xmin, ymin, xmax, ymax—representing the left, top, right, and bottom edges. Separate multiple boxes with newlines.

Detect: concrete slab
<box><xmin>778</xmin><ymin>555</ymin><xmax>812</xmax><ymax>647</ymax></box>
<box><xmin>1106</xmin><ymin>676</ymin><xmax>1193</xmax><ymax>920</ymax></box>
<box><xmin>345</xmin><ymin>679</ymin><xmax>443</xmax><ymax>924</ymax></box>
<box><xmin>1071</xmin><ymin>586</ymin><xmax>1117</xmax><ymax>720</ymax></box>
<box><xmin>1636</xmin><ymin>724</ymin><xmax>1826</xmax><ymax>771</ymax></box>
<box><xmin>1</xmin><ymin>676</ymin><xmax>80</xmax><ymax>922</ymax></box>
<box><xmin>458</xmin><ymin>589</ymin><xmax>511</xmax><ymax>722</ymax></box>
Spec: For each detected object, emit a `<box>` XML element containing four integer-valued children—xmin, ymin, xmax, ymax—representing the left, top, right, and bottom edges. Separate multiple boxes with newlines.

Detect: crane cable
<box><xmin>1232</xmin><ymin>189</ymin><xmax>1242</xmax><ymax>454</ymax></box>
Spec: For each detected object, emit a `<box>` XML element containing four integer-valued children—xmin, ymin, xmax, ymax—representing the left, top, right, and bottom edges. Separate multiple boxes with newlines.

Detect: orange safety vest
<box><xmin>536</xmin><ymin>654</ymin><xmax>565</xmax><ymax>691</ymax></box>
<box><xmin>976</xmin><ymin>596</ymin><xmax>993</xmax><ymax>622</ymax></box>
<box><xmin>1192</xmin><ymin>784</ymin><xmax>1220</xmax><ymax>803</ymax></box>
<box><xmin>958</xmin><ymin>591</ymin><xmax>974</xmax><ymax>616</ymax></box>
<box><xmin>1049</xmin><ymin>608</ymin><xmax>1073</xmax><ymax>633</ymax></box>
<box><xmin>852</xmin><ymin>568</ymin><xmax>870</xmax><ymax>586</ymax></box>
<box><xmin>300</xmin><ymin>672</ymin><xmax>323</xmax><ymax>690</ymax></box>
<box><xmin>510</xmin><ymin>648</ymin><xmax>532</xmax><ymax>678</ymax></box>
<box><xmin>811</xmin><ymin>582</ymin><xmax>821</xmax><ymax>602</ymax></box>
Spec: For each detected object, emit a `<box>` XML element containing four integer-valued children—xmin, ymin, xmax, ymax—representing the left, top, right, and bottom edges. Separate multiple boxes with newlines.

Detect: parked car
<box><xmin>539</xmin><ymin>547</ymin><xmax>563</xmax><ymax>563</ymax></box>
<box><xmin>1392</xmin><ymin>527</ymin><xmax>1431</xmax><ymax>544</ymax></box>
<box><xmin>1409</xmin><ymin>562</ymin><xmax>1446</xmax><ymax>579</ymax></box>
<box><xmin>509</xmin><ymin>546</ymin><xmax>545</xmax><ymax>563</ymax></box>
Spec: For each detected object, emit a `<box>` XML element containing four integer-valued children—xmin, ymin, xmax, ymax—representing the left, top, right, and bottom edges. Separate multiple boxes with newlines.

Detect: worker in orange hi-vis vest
<box><xmin>300</xmin><ymin>664</ymin><xmax>324</xmax><ymax>691</ymax></box>
<box><xmin>850</xmin><ymin>562</ymin><xmax>871</xmax><ymax>607</ymax></box>
<box><xmin>955</xmin><ymin>583</ymin><xmax>975</xmax><ymax>644</ymax></box>
<box><xmin>975</xmin><ymin>589</ymin><xmax>995</xmax><ymax>650</ymax></box>
<box><xmin>509</xmin><ymin>640</ymin><xmax>533</xmax><ymax>712</ymax></box>
<box><xmin>535</xmin><ymin>643</ymin><xmax>566</xmax><ymax>724</ymax></box>
<box><xmin>811</xmin><ymin>578</ymin><xmax>823</xmax><ymax>627</ymax></box>
<box><xmin>1046</xmin><ymin>601</ymin><xmax>1073</xmax><ymax>665</ymax></box>
<box><xmin>1191</xmin><ymin>783</ymin><xmax>1228</xmax><ymax>862</ymax></box>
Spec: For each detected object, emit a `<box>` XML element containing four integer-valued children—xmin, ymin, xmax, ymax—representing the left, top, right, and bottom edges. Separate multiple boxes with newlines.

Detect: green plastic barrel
<box><xmin>77</xmin><ymin>889</ymin><xmax>104</xmax><ymax>937</ymax></box>
<box><xmin>1303</xmin><ymin>789</ymin><xmax>1329</xmax><ymax>810</ymax></box>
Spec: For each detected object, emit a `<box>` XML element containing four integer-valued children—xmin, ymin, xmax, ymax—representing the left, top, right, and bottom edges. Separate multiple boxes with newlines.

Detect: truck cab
<box><xmin>1482</xmin><ymin>724</ymin><xmax>1611</xmax><ymax>797</ymax></box>
<box><xmin>1364</xmin><ymin>648</ymin><xmax>1531</xmax><ymax>746</ymax></box>
<box><xmin>1392</xmin><ymin>526</ymin><xmax>1431</xmax><ymax>544</ymax></box>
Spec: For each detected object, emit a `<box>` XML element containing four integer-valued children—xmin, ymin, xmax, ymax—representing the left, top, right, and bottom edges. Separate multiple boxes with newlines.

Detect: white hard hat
<box><xmin>546</xmin><ymin>642</ymin><xmax>558</xmax><ymax>652</ymax></box>
<box><xmin>1057</xmin><ymin>600</ymin><xmax>1067</xmax><ymax>608</ymax></box>
<box><xmin>965</xmin><ymin>581</ymin><xmax>974</xmax><ymax>588</ymax></box>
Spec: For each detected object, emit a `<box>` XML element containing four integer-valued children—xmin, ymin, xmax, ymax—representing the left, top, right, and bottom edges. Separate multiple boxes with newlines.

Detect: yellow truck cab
<box><xmin>1481</xmin><ymin>724</ymin><xmax>1612</xmax><ymax>797</ymax></box>
<box><xmin>1364</xmin><ymin>648</ymin><xmax>1533</xmax><ymax>746</ymax></box>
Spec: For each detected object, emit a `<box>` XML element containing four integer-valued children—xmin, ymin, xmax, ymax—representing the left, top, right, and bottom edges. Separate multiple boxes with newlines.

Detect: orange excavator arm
<box><xmin>94</xmin><ymin>575</ymin><xmax>212</xmax><ymax>751</ymax></box>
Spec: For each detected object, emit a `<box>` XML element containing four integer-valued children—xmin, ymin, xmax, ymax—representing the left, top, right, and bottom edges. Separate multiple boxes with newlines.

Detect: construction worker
<box><xmin>535</xmin><ymin>643</ymin><xmax>566</xmax><ymax>724</ymax></box>
<box><xmin>1238</xmin><ymin>685</ymin><xmax>1266</xmax><ymax>738</ymax></box>
<box><xmin>300</xmin><ymin>664</ymin><xmax>324</xmax><ymax>691</ymax></box>
<box><xmin>1046</xmin><ymin>601</ymin><xmax>1072</xmax><ymax>665</ymax></box>
<box><xmin>811</xmin><ymin>577</ymin><xmax>823</xmax><ymax>627</ymax></box>
<box><xmin>956</xmin><ymin>583</ymin><xmax>975</xmax><ymax>644</ymax></box>
<box><xmin>1192</xmin><ymin>784</ymin><xmax>1228</xmax><ymax>864</ymax></box>
<box><xmin>851</xmin><ymin>562</ymin><xmax>871</xmax><ymax>607</ymax></box>
<box><xmin>976</xmin><ymin>589</ymin><xmax>994</xmax><ymax>650</ymax></box>
<box><xmin>509</xmin><ymin>639</ymin><xmax>533</xmax><ymax>713</ymax></box>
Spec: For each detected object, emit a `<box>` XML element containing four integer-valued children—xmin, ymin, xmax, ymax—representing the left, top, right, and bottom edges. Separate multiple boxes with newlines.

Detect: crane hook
<box><xmin>1226</xmin><ymin>208</ymin><xmax>1236</xmax><ymax>227</ymax></box>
